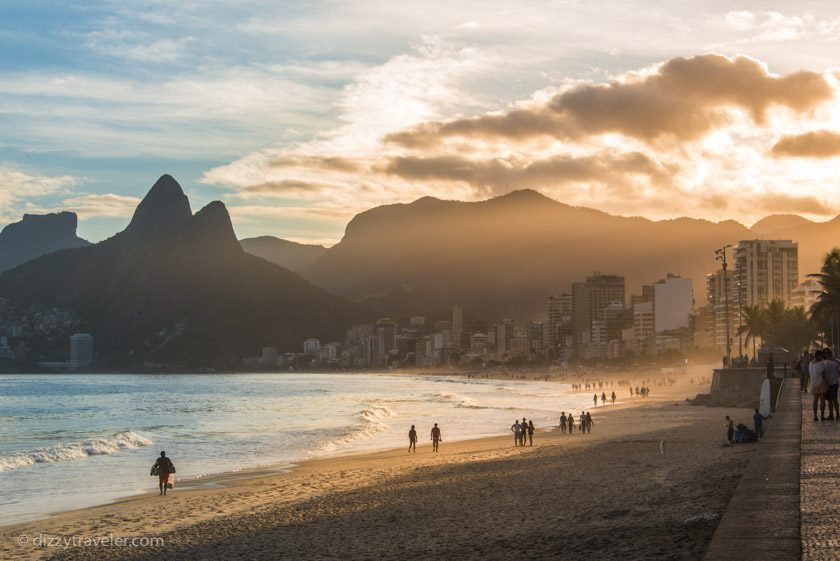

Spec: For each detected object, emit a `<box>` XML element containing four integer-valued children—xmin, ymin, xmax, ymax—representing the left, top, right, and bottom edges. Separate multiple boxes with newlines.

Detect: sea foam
<box><xmin>0</xmin><ymin>431</ymin><xmax>153</xmax><ymax>472</ymax></box>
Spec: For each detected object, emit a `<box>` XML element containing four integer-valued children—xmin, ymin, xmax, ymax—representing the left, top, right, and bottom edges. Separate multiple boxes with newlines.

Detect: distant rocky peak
<box><xmin>186</xmin><ymin>201</ymin><xmax>241</xmax><ymax>253</ymax></box>
<box><xmin>125</xmin><ymin>174</ymin><xmax>192</xmax><ymax>235</ymax></box>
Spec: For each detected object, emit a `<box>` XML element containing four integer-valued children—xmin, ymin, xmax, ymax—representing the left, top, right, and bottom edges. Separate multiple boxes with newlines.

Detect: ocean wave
<box><xmin>0</xmin><ymin>431</ymin><xmax>153</xmax><ymax>472</ymax></box>
<box><xmin>316</xmin><ymin>404</ymin><xmax>394</xmax><ymax>453</ymax></box>
<box><xmin>427</xmin><ymin>392</ymin><xmax>488</xmax><ymax>409</ymax></box>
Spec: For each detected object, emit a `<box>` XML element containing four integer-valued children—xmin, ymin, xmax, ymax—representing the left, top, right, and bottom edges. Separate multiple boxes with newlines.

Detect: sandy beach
<box><xmin>1</xmin><ymin>370</ymin><xmax>756</xmax><ymax>561</ymax></box>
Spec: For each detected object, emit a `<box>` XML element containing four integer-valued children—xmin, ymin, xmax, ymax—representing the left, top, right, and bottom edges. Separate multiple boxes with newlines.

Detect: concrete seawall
<box><xmin>709</xmin><ymin>367</ymin><xmax>785</xmax><ymax>410</ymax></box>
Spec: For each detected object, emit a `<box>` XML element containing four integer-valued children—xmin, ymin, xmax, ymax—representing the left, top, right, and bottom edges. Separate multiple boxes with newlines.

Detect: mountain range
<box><xmin>0</xmin><ymin>212</ymin><xmax>89</xmax><ymax>273</ymax></box>
<box><xmin>0</xmin><ymin>175</ymin><xmax>367</xmax><ymax>368</ymax></box>
<box><xmin>298</xmin><ymin>189</ymin><xmax>840</xmax><ymax>319</ymax></box>
<box><xmin>239</xmin><ymin>236</ymin><xmax>326</xmax><ymax>271</ymax></box>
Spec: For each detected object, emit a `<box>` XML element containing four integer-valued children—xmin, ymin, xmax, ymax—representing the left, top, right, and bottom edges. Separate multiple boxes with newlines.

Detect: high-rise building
<box><xmin>734</xmin><ymin>240</ymin><xmax>798</xmax><ymax>308</ymax></box>
<box><xmin>69</xmin><ymin>333</ymin><xmax>93</xmax><ymax>369</ymax></box>
<box><xmin>791</xmin><ymin>279</ymin><xmax>820</xmax><ymax>312</ymax></box>
<box><xmin>654</xmin><ymin>274</ymin><xmax>693</xmax><ymax>333</ymax></box>
<box><xmin>261</xmin><ymin>346</ymin><xmax>278</xmax><ymax>366</ymax></box>
<box><xmin>303</xmin><ymin>338</ymin><xmax>321</xmax><ymax>355</ymax></box>
<box><xmin>495</xmin><ymin>319</ymin><xmax>514</xmax><ymax>360</ymax></box>
<box><xmin>572</xmin><ymin>274</ymin><xmax>625</xmax><ymax>336</ymax></box>
<box><xmin>452</xmin><ymin>306</ymin><xmax>463</xmax><ymax>349</ymax></box>
<box><xmin>376</xmin><ymin>318</ymin><xmax>398</xmax><ymax>353</ymax></box>
<box><xmin>632</xmin><ymin>302</ymin><xmax>654</xmax><ymax>355</ymax></box>
<box><xmin>706</xmin><ymin>269</ymin><xmax>737</xmax><ymax>353</ymax></box>
<box><xmin>547</xmin><ymin>293</ymin><xmax>572</xmax><ymax>348</ymax></box>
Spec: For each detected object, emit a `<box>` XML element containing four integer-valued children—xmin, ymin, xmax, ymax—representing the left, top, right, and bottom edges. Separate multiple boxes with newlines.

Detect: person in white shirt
<box><xmin>809</xmin><ymin>349</ymin><xmax>827</xmax><ymax>421</ymax></box>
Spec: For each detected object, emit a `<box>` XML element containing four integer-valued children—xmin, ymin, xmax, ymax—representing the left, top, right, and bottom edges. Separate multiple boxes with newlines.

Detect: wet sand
<box><xmin>1</xmin><ymin>370</ymin><xmax>757</xmax><ymax>561</ymax></box>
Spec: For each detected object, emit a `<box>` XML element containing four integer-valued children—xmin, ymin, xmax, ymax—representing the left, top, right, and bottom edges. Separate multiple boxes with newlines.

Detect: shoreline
<box><xmin>1</xmin><ymin>370</ymin><xmax>754</xmax><ymax>561</ymax></box>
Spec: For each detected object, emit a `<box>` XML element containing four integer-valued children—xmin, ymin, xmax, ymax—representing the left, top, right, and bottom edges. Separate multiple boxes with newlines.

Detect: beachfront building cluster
<box><xmin>700</xmin><ymin>239</ymin><xmax>806</xmax><ymax>354</ymax></box>
<box><xmin>0</xmin><ymin>297</ymin><xmax>82</xmax><ymax>364</ymax></box>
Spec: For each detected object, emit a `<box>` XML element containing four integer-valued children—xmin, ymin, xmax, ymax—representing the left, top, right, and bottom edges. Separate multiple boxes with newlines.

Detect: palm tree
<box><xmin>779</xmin><ymin>306</ymin><xmax>819</xmax><ymax>354</ymax></box>
<box><xmin>809</xmin><ymin>248</ymin><xmax>840</xmax><ymax>348</ymax></box>
<box><xmin>738</xmin><ymin>304</ymin><xmax>766</xmax><ymax>359</ymax></box>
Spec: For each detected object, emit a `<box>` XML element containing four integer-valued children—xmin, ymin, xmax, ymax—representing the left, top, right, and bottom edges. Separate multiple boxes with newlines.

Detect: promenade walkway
<box><xmin>704</xmin><ymin>380</ymin><xmax>801</xmax><ymax>561</ymax></box>
<box><xmin>800</xmin><ymin>391</ymin><xmax>840</xmax><ymax>561</ymax></box>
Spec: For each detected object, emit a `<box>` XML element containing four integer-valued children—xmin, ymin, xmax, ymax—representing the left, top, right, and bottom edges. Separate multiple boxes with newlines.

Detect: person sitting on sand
<box><xmin>408</xmin><ymin>425</ymin><xmax>417</xmax><ymax>453</ymax></box>
<box><xmin>527</xmin><ymin>420</ymin><xmax>535</xmax><ymax>446</ymax></box>
<box><xmin>560</xmin><ymin>412</ymin><xmax>567</xmax><ymax>434</ymax></box>
<box><xmin>153</xmin><ymin>451</ymin><xmax>175</xmax><ymax>496</ymax></box>
<box><xmin>586</xmin><ymin>412</ymin><xmax>593</xmax><ymax>432</ymax></box>
<box><xmin>725</xmin><ymin>416</ymin><xmax>734</xmax><ymax>445</ymax></box>
<box><xmin>431</xmin><ymin>423</ymin><xmax>442</xmax><ymax>452</ymax></box>
<box><xmin>511</xmin><ymin>420</ymin><xmax>522</xmax><ymax>447</ymax></box>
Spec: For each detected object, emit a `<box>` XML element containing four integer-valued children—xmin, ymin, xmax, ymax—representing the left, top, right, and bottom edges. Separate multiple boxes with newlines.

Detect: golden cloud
<box><xmin>772</xmin><ymin>130</ymin><xmax>840</xmax><ymax>158</ymax></box>
<box><xmin>386</xmin><ymin>54</ymin><xmax>833</xmax><ymax>148</ymax></box>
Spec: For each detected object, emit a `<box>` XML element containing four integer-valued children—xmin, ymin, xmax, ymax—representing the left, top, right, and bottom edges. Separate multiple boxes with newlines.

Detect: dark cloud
<box><xmin>241</xmin><ymin>180</ymin><xmax>329</xmax><ymax>195</ymax></box>
<box><xmin>269</xmin><ymin>156</ymin><xmax>362</xmax><ymax>172</ymax></box>
<box><xmin>772</xmin><ymin>130</ymin><xmax>840</xmax><ymax>158</ymax></box>
<box><xmin>758</xmin><ymin>193</ymin><xmax>835</xmax><ymax>215</ymax></box>
<box><xmin>386</xmin><ymin>54</ymin><xmax>833</xmax><ymax>147</ymax></box>
<box><xmin>381</xmin><ymin>152</ymin><xmax>674</xmax><ymax>194</ymax></box>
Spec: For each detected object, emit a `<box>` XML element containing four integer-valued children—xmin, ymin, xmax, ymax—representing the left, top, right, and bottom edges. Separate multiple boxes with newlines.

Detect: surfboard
<box><xmin>759</xmin><ymin>378</ymin><xmax>771</xmax><ymax>418</ymax></box>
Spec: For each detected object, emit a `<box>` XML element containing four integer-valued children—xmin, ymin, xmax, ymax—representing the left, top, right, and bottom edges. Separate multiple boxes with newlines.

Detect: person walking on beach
<box><xmin>511</xmin><ymin>420</ymin><xmax>522</xmax><ymax>446</ymax></box>
<box><xmin>611</xmin><ymin>391</ymin><xmax>616</xmax><ymax>405</ymax></box>
<box><xmin>567</xmin><ymin>413</ymin><xmax>575</xmax><ymax>433</ymax></box>
<box><xmin>601</xmin><ymin>392</ymin><xmax>606</xmax><ymax>405</ymax></box>
<box><xmin>408</xmin><ymin>425</ymin><xmax>417</xmax><ymax>453</ymax></box>
<box><xmin>823</xmin><ymin>348</ymin><xmax>839</xmax><ymax>420</ymax></box>
<box><xmin>431</xmin><ymin>423</ymin><xmax>442</xmax><ymax>452</ymax></box>
<box><xmin>579</xmin><ymin>412</ymin><xmax>586</xmax><ymax>434</ymax></box>
<box><xmin>809</xmin><ymin>350</ymin><xmax>828</xmax><ymax>421</ymax></box>
<box><xmin>521</xmin><ymin>417</ymin><xmax>527</xmax><ymax>446</ymax></box>
<box><xmin>527</xmin><ymin>420</ymin><xmax>535</xmax><ymax>446</ymax></box>
<box><xmin>560</xmin><ymin>412</ymin><xmax>567</xmax><ymax>434</ymax></box>
<box><xmin>585</xmin><ymin>411</ymin><xmax>593</xmax><ymax>433</ymax></box>
<box><xmin>725</xmin><ymin>416</ymin><xmax>734</xmax><ymax>445</ymax></box>
<box><xmin>593</xmin><ymin>394</ymin><xmax>598</xmax><ymax>407</ymax></box>
<box><xmin>153</xmin><ymin>451</ymin><xmax>175</xmax><ymax>496</ymax></box>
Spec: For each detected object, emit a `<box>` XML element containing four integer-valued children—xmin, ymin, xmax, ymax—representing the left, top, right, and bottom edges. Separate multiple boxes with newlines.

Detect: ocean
<box><xmin>0</xmin><ymin>372</ymin><xmax>596</xmax><ymax>525</ymax></box>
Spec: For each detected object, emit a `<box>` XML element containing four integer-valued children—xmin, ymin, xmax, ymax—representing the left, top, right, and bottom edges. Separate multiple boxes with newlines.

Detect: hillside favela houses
<box><xmin>243</xmin><ymin>238</ymin><xmax>807</xmax><ymax>371</ymax></box>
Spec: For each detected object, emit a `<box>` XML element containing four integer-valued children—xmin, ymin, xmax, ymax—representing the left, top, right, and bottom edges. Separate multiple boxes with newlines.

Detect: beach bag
<box><xmin>150</xmin><ymin>465</ymin><xmax>159</xmax><ymax>476</ymax></box>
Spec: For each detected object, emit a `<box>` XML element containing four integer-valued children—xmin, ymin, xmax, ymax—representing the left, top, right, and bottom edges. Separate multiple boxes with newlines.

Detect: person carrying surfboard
<box><xmin>152</xmin><ymin>451</ymin><xmax>176</xmax><ymax>496</ymax></box>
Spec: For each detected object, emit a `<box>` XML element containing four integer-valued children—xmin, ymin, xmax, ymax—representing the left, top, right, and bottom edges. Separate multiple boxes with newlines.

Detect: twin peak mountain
<box><xmin>0</xmin><ymin>175</ymin><xmax>364</xmax><ymax>367</ymax></box>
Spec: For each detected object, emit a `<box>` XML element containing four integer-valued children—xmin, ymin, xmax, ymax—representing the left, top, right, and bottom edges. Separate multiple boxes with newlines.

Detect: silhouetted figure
<box><xmin>797</xmin><ymin>350</ymin><xmax>810</xmax><ymax>393</ymax></box>
<box><xmin>824</xmin><ymin>348</ymin><xmax>839</xmax><ymax>420</ymax></box>
<box><xmin>579</xmin><ymin>412</ymin><xmax>586</xmax><ymax>433</ymax></box>
<box><xmin>527</xmin><ymin>420</ymin><xmax>535</xmax><ymax>446</ymax></box>
<box><xmin>431</xmin><ymin>423</ymin><xmax>442</xmax><ymax>452</ymax></box>
<box><xmin>408</xmin><ymin>425</ymin><xmax>417</xmax><ymax>453</ymax></box>
<box><xmin>560</xmin><ymin>412</ymin><xmax>567</xmax><ymax>434</ymax></box>
<box><xmin>725</xmin><ymin>416</ymin><xmax>734</xmax><ymax>445</ymax></box>
<box><xmin>810</xmin><ymin>350</ymin><xmax>827</xmax><ymax>421</ymax></box>
<box><xmin>610</xmin><ymin>391</ymin><xmax>616</xmax><ymax>404</ymax></box>
<box><xmin>567</xmin><ymin>414</ymin><xmax>575</xmax><ymax>433</ymax></box>
<box><xmin>593</xmin><ymin>394</ymin><xmax>598</xmax><ymax>407</ymax></box>
<box><xmin>752</xmin><ymin>409</ymin><xmax>766</xmax><ymax>439</ymax></box>
<box><xmin>586</xmin><ymin>412</ymin><xmax>593</xmax><ymax>432</ymax></box>
<box><xmin>601</xmin><ymin>392</ymin><xmax>606</xmax><ymax>405</ymax></box>
<box><xmin>511</xmin><ymin>420</ymin><xmax>522</xmax><ymax>446</ymax></box>
<box><xmin>153</xmin><ymin>451</ymin><xmax>175</xmax><ymax>496</ymax></box>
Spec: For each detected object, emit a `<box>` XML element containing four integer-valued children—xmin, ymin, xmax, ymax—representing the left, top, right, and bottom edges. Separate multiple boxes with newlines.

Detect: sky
<box><xmin>3</xmin><ymin>1</ymin><xmax>840</xmax><ymax>245</ymax></box>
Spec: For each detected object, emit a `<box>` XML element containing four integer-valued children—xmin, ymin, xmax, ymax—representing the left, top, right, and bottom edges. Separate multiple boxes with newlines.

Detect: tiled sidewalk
<box><xmin>704</xmin><ymin>380</ymin><xmax>801</xmax><ymax>561</ymax></box>
<box><xmin>801</xmin><ymin>391</ymin><xmax>840</xmax><ymax>561</ymax></box>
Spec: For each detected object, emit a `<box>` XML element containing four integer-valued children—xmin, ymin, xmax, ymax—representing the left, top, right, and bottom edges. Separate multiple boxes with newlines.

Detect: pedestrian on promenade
<box><xmin>797</xmin><ymin>350</ymin><xmax>810</xmax><ymax>393</ymax></box>
<box><xmin>823</xmin><ymin>348</ymin><xmax>839</xmax><ymax>420</ymax></box>
<box><xmin>809</xmin><ymin>350</ymin><xmax>828</xmax><ymax>421</ymax></box>
<box><xmin>431</xmin><ymin>423</ymin><xmax>442</xmax><ymax>452</ymax></box>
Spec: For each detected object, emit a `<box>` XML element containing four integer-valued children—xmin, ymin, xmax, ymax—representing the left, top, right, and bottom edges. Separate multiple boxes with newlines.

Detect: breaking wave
<box><xmin>0</xmin><ymin>431</ymin><xmax>153</xmax><ymax>472</ymax></box>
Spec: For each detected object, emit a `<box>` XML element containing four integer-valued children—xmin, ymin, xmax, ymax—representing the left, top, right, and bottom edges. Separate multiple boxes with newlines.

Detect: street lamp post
<box><xmin>716</xmin><ymin>245</ymin><xmax>733</xmax><ymax>367</ymax></box>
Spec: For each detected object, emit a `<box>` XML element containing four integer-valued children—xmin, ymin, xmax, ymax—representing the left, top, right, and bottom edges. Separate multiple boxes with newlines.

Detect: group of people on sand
<box><xmin>724</xmin><ymin>409</ymin><xmax>768</xmax><ymax>445</ymax></box>
<box><xmin>510</xmin><ymin>418</ymin><xmax>535</xmax><ymax>446</ymax></box>
<box><xmin>796</xmin><ymin>347</ymin><xmax>840</xmax><ymax>422</ymax></box>
<box><xmin>558</xmin><ymin>411</ymin><xmax>594</xmax><ymax>434</ymax></box>
<box><xmin>631</xmin><ymin>386</ymin><xmax>650</xmax><ymax>397</ymax></box>
<box><xmin>593</xmin><ymin>391</ymin><xmax>617</xmax><ymax>406</ymax></box>
<box><xmin>407</xmin><ymin>423</ymin><xmax>443</xmax><ymax>453</ymax></box>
